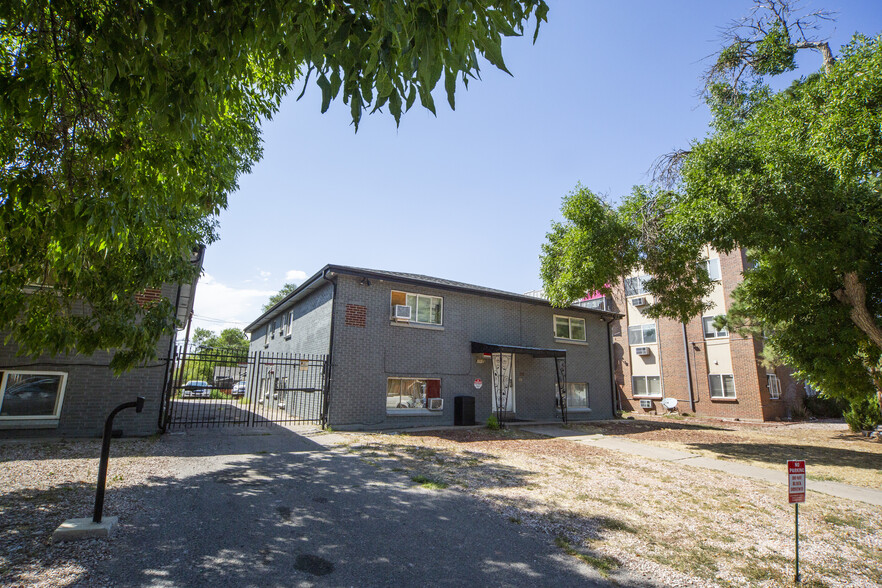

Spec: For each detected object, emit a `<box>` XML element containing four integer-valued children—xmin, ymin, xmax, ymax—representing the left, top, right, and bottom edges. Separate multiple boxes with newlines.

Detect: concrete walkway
<box><xmin>521</xmin><ymin>425</ymin><xmax>882</xmax><ymax>507</ymax></box>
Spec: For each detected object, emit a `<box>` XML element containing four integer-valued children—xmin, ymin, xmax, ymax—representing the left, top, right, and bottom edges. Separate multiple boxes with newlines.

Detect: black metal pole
<box><xmin>93</xmin><ymin>397</ymin><xmax>145</xmax><ymax>523</ymax></box>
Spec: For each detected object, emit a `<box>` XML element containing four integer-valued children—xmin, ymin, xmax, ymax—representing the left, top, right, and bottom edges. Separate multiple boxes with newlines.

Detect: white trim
<box><xmin>553</xmin><ymin>315</ymin><xmax>587</xmax><ymax>342</ymax></box>
<box><xmin>628</xmin><ymin>323</ymin><xmax>657</xmax><ymax>346</ymax></box>
<box><xmin>631</xmin><ymin>375</ymin><xmax>662</xmax><ymax>398</ymax></box>
<box><xmin>0</xmin><ymin>370</ymin><xmax>68</xmax><ymax>421</ymax></box>
<box><xmin>709</xmin><ymin>374</ymin><xmax>737</xmax><ymax>399</ymax></box>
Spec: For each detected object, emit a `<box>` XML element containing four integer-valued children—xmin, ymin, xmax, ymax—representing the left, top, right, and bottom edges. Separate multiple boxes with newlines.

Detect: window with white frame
<box><xmin>767</xmin><ymin>374</ymin><xmax>781</xmax><ymax>400</ymax></box>
<box><xmin>709</xmin><ymin>374</ymin><xmax>736</xmax><ymax>399</ymax></box>
<box><xmin>0</xmin><ymin>371</ymin><xmax>68</xmax><ymax>420</ymax></box>
<box><xmin>624</xmin><ymin>275</ymin><xmax>651</xmax><ymax>297</ymax></box>
<box><xmin>270</xmin><ymin>319</ymin><xmax>278</xmax><ymax>338</ymax></box>
<box><xmin>556</xmin><ymin>382</ymin><xmax>590</xmax><ymax>410</ymax></box>
<box><xmin>628</xmin><ymin>323</ymin><xmax>657</xmax><ymax>345</ymax></box>
<box><xmin>702</xmin><ymin>315</ymin><xmax>728</xmax><ymax>339</ymax></box>
<box><xmin>390</xmin><ymin>291</ymin><xmax>442</xmax><ymax>325</ymax></box>
<box><xmin>632</xmin><ymin>375</ymin><xmax>662</xmax><ymax>397</ymax></box>
<box><xmin>698</xmin><ymin>258</ymin><xmax>722</xmax><ymax>281</ymax></box>
<box><xmin>283</xmin><ymin>311</ymin><xmax>292</xmax><ymax>336</ymax></box>
<box><xmin>554</xmin><ymin>315</ymin><xmax>586</xmax><ymax>341</ymax></box>
<box><xmin>386</xmin><ymin>378</ymin><xmax>441</xmax><ymax>410</ymax></box>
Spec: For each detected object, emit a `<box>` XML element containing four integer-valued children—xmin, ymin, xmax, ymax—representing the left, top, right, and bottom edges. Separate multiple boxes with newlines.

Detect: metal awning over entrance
<box><xmin>470</xmin><ymin>341</ymin><xmax>569</xmax><ymax>425</ymax></box>
<box><xmin>470</xmin><ymin>341</ymin><xmax>566</xmax><ymax>359</ymax></box>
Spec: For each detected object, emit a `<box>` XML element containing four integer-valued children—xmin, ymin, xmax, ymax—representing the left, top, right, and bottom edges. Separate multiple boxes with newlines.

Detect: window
<box><xmin>270</xmin><ymin>319</ymin><xmax>278</xmax><ymax>338</ymax></box>
<box><xmin>702</xmin><ymin>315</ymin><xmax>728</xmax><ymax>339</ymax></box>
<box><xmin>632</xmin><ymin>375</ymin><xmax>662</xmax><ymax>397</ymax></box>
<box><xmin>390</xmin><ymin>291</ymin><xmax>442</xmax><ymax>325</ymax></box>
<box><xmin>767</xmin><ymin>374</ymin><xmax>781</xmax><ymax>400</ymax></box>
<box><xmin>557</xmin><ymin>382</ymin><xmax>590</xmax><ymax>410</ymax></box>
<box><xmin>624</xmin><ymin>275</ymin><xmax>651</xmax><ymax>297</ymax></box>
<box><xmin>283</xmin><ymin>311</ymin><xmax>292</xmax><ymax>336</ymax></box>
<box><xmin>709</xmin><ymin>374</ymin><xmax>736</xmax><ymax>399</ymax></box>
<box><xmin>628</xmin><ymin>323</ymin><xmax>657</xmax><ymax>345</ymax></box>
<box><xmin>578</xmin><ymin>297</ymin><xmax>607</xmax><ymax>311</ymax></box>
<box><xmin>0</xmin><ymin>371</ymin><xmax>67</xmax><ymax>420</ymax></box>
<box><xmin>554</xmin><ymin>316</ymin><xmax>586</xmax><ymax>341</ymax></box>
<box><xmin>698</xmin><ymin>258</ymin><xmax>722</xmax><ymax>281</ymax></box>
<box><xmin>386</xmin><ymin>378</ymin><xmax>441</xmax><ymax>411</ymax></box>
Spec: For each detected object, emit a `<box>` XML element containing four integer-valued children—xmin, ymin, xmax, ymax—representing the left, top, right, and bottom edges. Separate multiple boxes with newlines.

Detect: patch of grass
<box><xmin>738</xmin><ymin>564</ymin><xmax>785</xmax><ymax>583</ymax></box>
<box><xmin>508</xmin><ymin>516</ymin><xmax>522</xmax><ymax>524</ymax></box>
<box><xmin>554</xmin><ymin>536</ymin><xmax>620</xmax><ymax>578</ymax></box>
<box><xmin>808</xmin><ymin>473</ymin><xmax>841</xmax><ymax>482</ymax></box>
<box><xmin>238</xmin><ymin>397</ymin><xmax>252</xmax><ymax>405</ymax></box>
<box><xmin>411</xmin><ymin>474</ymin><xmax>448</xmax><ymax>490</ymax></box>
<box><xmin>597</xmin><ymin>517</ymin><xmax>638</xmax><ymax>534</ymax></box>
<box><xmin>823</xmin><ymin>512</ymin><xmax>865</xmax><ymax>529</ymax></box>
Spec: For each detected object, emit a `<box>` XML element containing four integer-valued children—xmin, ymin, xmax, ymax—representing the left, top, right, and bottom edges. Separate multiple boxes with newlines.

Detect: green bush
<box><xmin>843</xmin><ymin>395</ymin><xmax>882</xmax><ymax>432</ymax></box>
<box><xmin>486</xmin><ymin>414</ymin><xmax>500</xmax><ymax>430</ymax></box>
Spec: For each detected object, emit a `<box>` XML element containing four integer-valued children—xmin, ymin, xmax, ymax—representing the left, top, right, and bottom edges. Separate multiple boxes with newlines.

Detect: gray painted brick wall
<box><xmin>326</xmin><ymin>274</ymin><xmax>614</xmax><ymax>429</ymax></box>
<box><xmin>0</xmin><ymin>282</ymin><xmax>179</xmax><ymax>438</ymax></box>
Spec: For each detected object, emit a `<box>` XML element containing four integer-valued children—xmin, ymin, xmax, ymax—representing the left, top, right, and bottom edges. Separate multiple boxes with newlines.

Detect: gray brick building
<box><xmin>0</xmin><ymin>251</ymin><xmax>203</xmax><ymax>438</ymax></box>
<box><xmin>245</xmin><ymin>265</ymin><xmax>621</xmax><ymax>430</ymax></box>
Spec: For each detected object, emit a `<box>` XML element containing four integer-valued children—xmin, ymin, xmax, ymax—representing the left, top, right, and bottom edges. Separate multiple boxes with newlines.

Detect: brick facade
<box><xmin>613</xmin><ymin>248</ymin><xmax>804</xmax><ymax>421</ymax></box>
<box><xmin>248</xmin><ymin>268</ymin><xmax>619</xmax><ymax>430</ymax></box>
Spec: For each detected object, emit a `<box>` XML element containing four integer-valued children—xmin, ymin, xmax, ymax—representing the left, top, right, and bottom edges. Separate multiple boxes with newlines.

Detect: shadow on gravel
<box><xmin>1</xmin><ymin>428</ymin><xmax>657</xmax><ymax>588</ymax></box>
<box><xmin>682</xmin><ymin>440</ymin><xmax>882</xmax><ymax>472</ymax></box>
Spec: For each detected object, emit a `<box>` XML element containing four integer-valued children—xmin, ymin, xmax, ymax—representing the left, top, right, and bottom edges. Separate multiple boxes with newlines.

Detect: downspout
<box><xmin>606</xmin><ymin>317</ymin><xmax>619</xmax><ymax>416</ymax></box>
<box><xmin>321</xmin><ymin>268</ymin><xmax>338</xmax><ymax>429</ymax></box>
<box><xmin>682</xmin><ymin>323</ymin><xmax>696</xmax><ymax>413</ymax></box>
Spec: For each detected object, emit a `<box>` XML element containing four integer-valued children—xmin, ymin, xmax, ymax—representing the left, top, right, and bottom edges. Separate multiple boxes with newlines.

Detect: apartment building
<box><xmin>607</xmin><ymin>247</ymin><xmax>804</xmax><ymax>421</ymax></box>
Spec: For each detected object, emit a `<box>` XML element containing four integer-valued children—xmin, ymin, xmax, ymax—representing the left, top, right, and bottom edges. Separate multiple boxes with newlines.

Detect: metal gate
<box><xmin>159</xmin><ymin>347</ymin><xmax>329</xmax><ymax>430</ymax></box>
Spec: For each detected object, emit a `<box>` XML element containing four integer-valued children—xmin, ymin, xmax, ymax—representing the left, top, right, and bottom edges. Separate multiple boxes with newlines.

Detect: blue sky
<box><xmin>191</xmin><ymin>1</ymin><xmax>881</xmax><ymax>334</ymax></box>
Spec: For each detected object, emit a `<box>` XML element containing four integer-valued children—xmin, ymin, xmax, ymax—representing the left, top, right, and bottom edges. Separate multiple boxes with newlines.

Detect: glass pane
<box><xmin>555</xmin><ymin>317</ymin><xmax>570</xmax><ymax>338</ymax></box>
<box><xmin>723</xmin><ymin>375</ymin><xmax>736</xmax><ymax>397</ymax></box>
<box><xmin>632</xmin><ymin>376</ymin><xmax>646</xmax><ymax>396</ymax></box>
<box><xmin>430</xmin><ymin>297</ymin><xmax>442</xmax><ymax>324</ymax></box>
<box><xmin>707</xmin><ymin>258</ymin><xmax>722</xmax><ymax>281</ymax></box>
<box><xmin>406</xmin><ymin>294</ymin><xmax>417</xmax><ymax>317</ymax></box>
<box><xmin>703</xmin><ymin>317</ymin><xmax>715</xmax><ymax>338</ymax></box>
<box><xmin>570</xmin><ymin>319</ymin><xmax>586</xmax><ymax>341</ymax></box>
<box><xmin>624</xmin><ymin>277</ymin><xmax>638</xmax><ymax>297</ymax></box>
<box><xmin>628</xmin><ymin>326</ymin><xmax>642</xmax><ymax>345</ymax></box>
<box><xmin>387</xmin><ymin>379</ymin><xmax>401</xmax><ymax>409</ymax></box>
<box><xmin>709</xmin><ymin>375</ymin><xmax>723</xmax><ymax>398</ymax></box>
<box><xmin>568</xmin><ymin>383</ymin><xmax>588</xmax><ymax>408</ymax></box>
<box><xmin>416</xmin><ymin>296</ymin><xmax>431</xmax><ymax>323</ymax></box>
<box><xmin>647</xmin><ymin>376</ymin><xmax>661</xmax><ymax>397</ymax></box>
<box><xmin>642</xmin><ymin>324</ymin><xmax>656</xmax><ymax>344</ymax></box>
<box><xmin>1</xmin><ymin>374</ymin><xmax>62</xmax><ymax>417</ymax></box>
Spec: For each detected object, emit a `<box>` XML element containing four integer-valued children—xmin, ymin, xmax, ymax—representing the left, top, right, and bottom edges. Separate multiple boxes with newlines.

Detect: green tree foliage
<box><xmin>263</xmin><ymin>282</ymin><xmax>299</xmax><ymax>312</ymax></box>
<box><xmin>1</xmin><ymin>0</ymin><xmax>548</xmax><ymax>371</ymax></box>
<box><xmin>179</xmin><ymin>327</ymin><xmax>250</xmax><ymax>384</ymax></box>
<box><xmin>541</xmin><ymin>2</ymin><xmax>882</xmax><ymax>407</ymax></box>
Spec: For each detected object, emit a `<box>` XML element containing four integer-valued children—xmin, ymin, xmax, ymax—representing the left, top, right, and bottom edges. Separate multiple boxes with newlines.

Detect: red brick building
<box><xmin>608</xmin><ymin>247</ymin><xmax>804</xmax><ymax>421</ymax></box>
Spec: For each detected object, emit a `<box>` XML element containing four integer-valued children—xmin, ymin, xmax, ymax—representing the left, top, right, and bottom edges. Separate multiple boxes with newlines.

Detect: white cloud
<box><xmin>285</xmin><ymin>269</ymin><xmax>308</xmax><ymax>282</ymax></box>
<box><xmin>190</xmin><ymin>274</ymin><xmax>276</xmax><ymax>335</ymax></box>
<box><xmin>258</xmin><ymin>270</ymin><xmax>272</xmax><ymax>280</ymax></box>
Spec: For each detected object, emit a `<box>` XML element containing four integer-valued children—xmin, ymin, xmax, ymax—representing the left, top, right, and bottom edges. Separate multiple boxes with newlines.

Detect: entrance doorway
<box><xmin>491</xmin><ymin>353</ymin><xmax>516</xmax><ymax>413</ymax></box>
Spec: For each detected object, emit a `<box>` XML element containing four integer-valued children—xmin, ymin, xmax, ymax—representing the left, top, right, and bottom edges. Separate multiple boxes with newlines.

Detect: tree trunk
<box><xmin>796</xmin><ymin>41</ymin><xmax>835</xmax><ymax>74</ymax></box>
<box><xmin>834</xmin><ymin>272</ymin><xmax>882</xmax><ymax>350</ymax></box>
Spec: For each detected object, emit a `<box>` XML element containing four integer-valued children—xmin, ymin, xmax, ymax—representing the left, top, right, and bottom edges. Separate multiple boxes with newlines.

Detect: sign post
<box><xmin>788</xmin><ymin>460</ymin><xmax>806</xmax><ymax>583</ymax></box>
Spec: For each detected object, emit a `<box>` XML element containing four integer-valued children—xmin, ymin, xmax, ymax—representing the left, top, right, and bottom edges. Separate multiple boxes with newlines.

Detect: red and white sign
<box><xmin>474</xmin><ymin>378</ymin><xmax>483</xmax><ymax>390</ymax></box>
<box><xmin>788</xmin><ymin>460</ymin><xmax>806</xmax><ymax>503</ymax></box>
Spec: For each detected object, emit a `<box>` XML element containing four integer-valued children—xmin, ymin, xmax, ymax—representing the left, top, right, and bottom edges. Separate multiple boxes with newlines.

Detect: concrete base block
<box><xmin>52</xmin><ymin>517</ymin><xmax>118</xmax><ymax>543</ymax></box>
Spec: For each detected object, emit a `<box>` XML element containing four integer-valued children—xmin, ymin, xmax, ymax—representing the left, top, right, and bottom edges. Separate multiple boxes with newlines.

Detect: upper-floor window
<box><xmin>283</xmin><ymin>311</ymin><xmax>292</xmax><ymax>336</ymax></box>
<box><xmin>391</xmin><ymin>290</ymin><xmax>442</xmax><ymax>325</ymax></box>
<box><xmin>624</xmin><ymin>275</ymin><xmax>651</xmax><ymax>297</ymax></box>
<box><xmin>554</xmin><ymin>316</ymin><xmax>586</xmax><ymax>341</ymax></box>
<box><xmin>767</xmin><ymin>374</ymin><xmax>781</xmax><ymax>400</ymax></box>
<box><xmin>698</xmin><ymin>258</ymin><xmax>722</xmax><ymax>281</ymax></box>
<box><xmin>628</xmin><ymin>323</ymin><xmax>657</xmax><ymax>345</ymax></box>
<box><xmin>0</xmin><ymin>371</ymin><xmax>68</xmax><ymax>420</ymax></box>
<box><xmin>702</xmin><ymin>315</ymin><xmax>728</xmax><ymax>339</ymax></box>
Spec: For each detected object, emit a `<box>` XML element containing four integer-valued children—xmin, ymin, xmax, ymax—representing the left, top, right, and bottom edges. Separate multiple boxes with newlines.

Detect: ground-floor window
<box><xmin>632</xmin><ymin>375</ymin><xmax>661</xmax><ymax>397</ymax></box>
<box><xmin>557</xmin><ymin>382</ymin><xmax>590</xmax><ymax>410</ymax></box>
<box><xmin>709</xmin><ymin>374</ymin><xmax>736</xmax><ymax>399</ymax></box>
<box><xmin>0</xmin><ymin>371</ymin><xmax>68</xmax><ymax>419</ymax></box>
<box><xmin>387</xmin><ymin>378</ymin><xmax>441</xmax><ymax>411</ymax></box>
<box><xmin>767</xmin><ymin>374</ymin><xmax>781</xmax><ymax>400</ymax></box>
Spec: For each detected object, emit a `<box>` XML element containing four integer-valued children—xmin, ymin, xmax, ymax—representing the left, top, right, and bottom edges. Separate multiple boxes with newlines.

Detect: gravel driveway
<box><xmin>1</xmin><ymin>426</ymin><xmax>636</xmax><ymax>587</ymax></box>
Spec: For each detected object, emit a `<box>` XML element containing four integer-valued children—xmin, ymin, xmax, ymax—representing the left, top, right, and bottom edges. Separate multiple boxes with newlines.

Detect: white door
<box><xmin>491</xmin><ymin>354</ymin><xmax>516</xmax><ymax>413</ymax></box>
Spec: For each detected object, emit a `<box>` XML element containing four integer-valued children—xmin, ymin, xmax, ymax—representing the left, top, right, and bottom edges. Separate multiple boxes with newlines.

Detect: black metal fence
<box><xmin>160</xmin><ymin>347</ymin><xmax>329</xmax><ymax>430</ymax></box>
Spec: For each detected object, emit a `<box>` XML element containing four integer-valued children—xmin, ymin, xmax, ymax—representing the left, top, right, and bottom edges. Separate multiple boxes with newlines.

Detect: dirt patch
<box><xmin>342</xmin><ymin>428</ymin><xmax>882</xmax><ymax>587</ymax></box>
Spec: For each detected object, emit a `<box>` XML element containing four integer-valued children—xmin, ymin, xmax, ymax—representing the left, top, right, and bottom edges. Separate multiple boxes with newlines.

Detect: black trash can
<box><xmin>454</xmin><ymin>396</ymin><xmax>476</xmax><ymax>426</ymax></box>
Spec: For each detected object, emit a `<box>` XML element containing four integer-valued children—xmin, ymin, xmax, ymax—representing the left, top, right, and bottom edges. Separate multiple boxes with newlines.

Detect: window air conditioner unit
<box><xmin>427</xmin><ymin>398</ymin><xmax>443</xmax><ymax>410</ymax></box>
<box><xmin>635</xmin><ymin>347</ymin><xmax>651</xmax><ymax>356</ymax></box>
<box><xmin>639</xmin><ymin>399</ymin><xmax>653</xmax><ymax>409</ymax></box>
<box><xmin>631</xmin><ymin>297</ymin><xmax>647</xmax><ymax>307</ymax></box>
<box><xmin>393</xmin><ymin>305</ymin><xmax>412</xmax><ymax>321</ymax></box>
